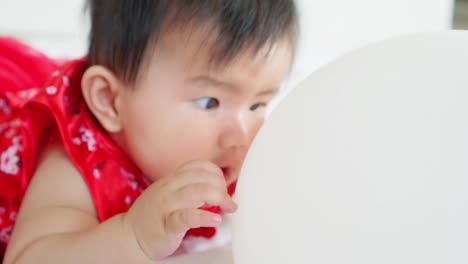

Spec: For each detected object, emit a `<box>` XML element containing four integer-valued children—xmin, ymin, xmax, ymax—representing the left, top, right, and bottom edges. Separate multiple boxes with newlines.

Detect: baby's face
<box><xmin>116</xmin><ymin>29</ymin><xmax>293</xmax><ymax>185</ymax></box>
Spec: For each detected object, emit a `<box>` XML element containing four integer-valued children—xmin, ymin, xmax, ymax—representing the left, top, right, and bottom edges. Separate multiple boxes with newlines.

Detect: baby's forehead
<box><xmin>139</xmin><ymin>29</ymin><xmax>292</xmax><ymax>93</ymax></box>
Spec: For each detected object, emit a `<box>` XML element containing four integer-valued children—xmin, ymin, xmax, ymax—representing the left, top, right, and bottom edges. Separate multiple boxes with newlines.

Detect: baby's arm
<box><xmin>3</xmin><ymin>144</ymin><xmax>236</xmax><ymax>263</ymax></box>
<box><xmin>3</xmin><ymin>144</ymin><xmax>151</xmax><ymax>264</ymax></box>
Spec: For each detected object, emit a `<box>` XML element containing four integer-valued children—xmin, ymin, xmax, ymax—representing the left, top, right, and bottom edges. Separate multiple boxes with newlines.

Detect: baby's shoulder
<box><xmin>28</xmin><ymin>142</ymin><xmax>97</xmax><ymax>213</ymax></box>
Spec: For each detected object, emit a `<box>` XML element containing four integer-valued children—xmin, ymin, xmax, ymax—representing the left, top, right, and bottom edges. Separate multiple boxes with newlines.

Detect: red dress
<box><xmin>0</xmin><ymin>37</ymin><xmax>229</xmax><ymax>257</ymax></box>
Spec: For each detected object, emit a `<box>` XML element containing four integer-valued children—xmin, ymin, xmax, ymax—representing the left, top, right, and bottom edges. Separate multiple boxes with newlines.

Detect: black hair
<box><xmin>86</xmin><ymin>0</ymin><xmax>298</xmax><ymax>84</ymax></box>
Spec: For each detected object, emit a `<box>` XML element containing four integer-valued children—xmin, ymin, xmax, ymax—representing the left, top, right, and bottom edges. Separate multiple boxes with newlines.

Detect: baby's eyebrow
<box><xmin>256</xmin><ymin>88</ymin><xmax>279</xmax><ymax>97</ymax></box>
<box><xmin>188</xmin><ymin>76</ymin><xmax>232</xmax><ymax>88</ymax></box>
<box><xmin>187</xmin><ymin>76</ymin><xmax>279</xmax><ymax>96</ymax></box>
<box><xmin>186</xmin><ymin>75</ymin><xmax>241</xmax><ymax>95</ymax></box>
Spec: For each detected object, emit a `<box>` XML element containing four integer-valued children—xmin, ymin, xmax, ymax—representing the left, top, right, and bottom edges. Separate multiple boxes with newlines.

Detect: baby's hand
<box><xmin>123</xmin><ymin>161</ymin><xmax>237</xmax><ymax>261</ymax></box>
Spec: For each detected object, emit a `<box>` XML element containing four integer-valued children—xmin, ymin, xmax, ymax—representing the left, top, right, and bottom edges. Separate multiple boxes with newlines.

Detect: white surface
<box><xmin>233</xmin><ymin>30</ymin><xmax>468</xmax><ymax>263</ymax></box>
<box><xmin>162</xmin><ymin>248</ymin><xmax>232</xmax><ymax>264</ymax></box>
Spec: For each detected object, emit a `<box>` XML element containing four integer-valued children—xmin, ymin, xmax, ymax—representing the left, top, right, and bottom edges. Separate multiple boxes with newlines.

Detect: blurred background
<box><xmin>0</xmin><ymin>0</ymin><xmax>467</xmax><ymax>91</ymax></box>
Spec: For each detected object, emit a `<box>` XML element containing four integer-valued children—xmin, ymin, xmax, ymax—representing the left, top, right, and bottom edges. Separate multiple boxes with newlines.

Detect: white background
<box><xmin>0</xmin><ymin>0</ymin><xmax>454</xmax><ymax>89</ymax></box>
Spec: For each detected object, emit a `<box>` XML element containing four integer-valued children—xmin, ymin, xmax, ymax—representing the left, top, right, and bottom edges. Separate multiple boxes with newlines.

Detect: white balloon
<box><xmin>233</xmin><ymin>30</ymin><xmax>468</xmax><ymax>264</ymax></box>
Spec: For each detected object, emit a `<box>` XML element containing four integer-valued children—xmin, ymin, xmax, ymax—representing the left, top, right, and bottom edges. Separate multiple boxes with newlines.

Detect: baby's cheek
<box><xmin>250</xmin><ymin>119</ymin><xmax>265</xmax><ymax>141</ymax></box>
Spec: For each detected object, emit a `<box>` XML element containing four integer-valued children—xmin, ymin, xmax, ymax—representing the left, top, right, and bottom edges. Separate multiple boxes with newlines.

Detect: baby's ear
<box><xmin>81</xmin><ymin>66</ymin><xmax>124</xmax><ymax>133</ymax></box>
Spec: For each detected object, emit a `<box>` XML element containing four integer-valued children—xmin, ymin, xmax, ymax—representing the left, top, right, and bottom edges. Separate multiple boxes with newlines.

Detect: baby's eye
<box><xmin>250</xmin><ymin>103</ymin><xmax>266</xmax><ymax>111</ymax></box>
<box><xmin>194</xmin><ymin>97</ymin><xmax>220</xmax><ymax>110</ymax></box>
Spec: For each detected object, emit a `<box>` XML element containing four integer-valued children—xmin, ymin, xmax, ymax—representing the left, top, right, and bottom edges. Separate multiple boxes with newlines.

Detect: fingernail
<box><xmin>228</xmin><ymin>202</ymin><xmax>238</xmax><ymax>213</ymax></box>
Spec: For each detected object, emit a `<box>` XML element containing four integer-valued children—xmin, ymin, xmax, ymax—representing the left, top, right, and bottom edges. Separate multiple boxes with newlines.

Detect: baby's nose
<box><xmin>218</xmin><ymin>113</ymin><xmax>252</xmax><ymax>150</ymax></box>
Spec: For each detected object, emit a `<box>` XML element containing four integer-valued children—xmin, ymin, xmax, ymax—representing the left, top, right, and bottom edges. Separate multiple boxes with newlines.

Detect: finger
<box><xmin>165</xmin><ymin>166</ymin><xmax>226</xmax><ymax>191</ymax></box>
<box><xmin>178</xmin><ymin>160</ymin><xmax>223</xmax><ymax>176</ymax></box>
<box><xmin>174</xmin><ymin>183</ymin><xmax>238</xmax><ymax>213</ymax></box>
<box><xmin>164</xmin><ymin>208</ymin><xmax>222</xmax><ymax>235</ymax></box>
<box><xmin>143</xmin><ymin>165</ymin><xmax>226</xmax><ymax>210</ymax></box>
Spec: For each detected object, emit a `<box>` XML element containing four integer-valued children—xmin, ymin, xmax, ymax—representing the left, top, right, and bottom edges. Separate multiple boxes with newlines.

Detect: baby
<box><xmin>0</xmin><ymin>0</ymin><xmax>297</xmax><ymax>263</ymax></box>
